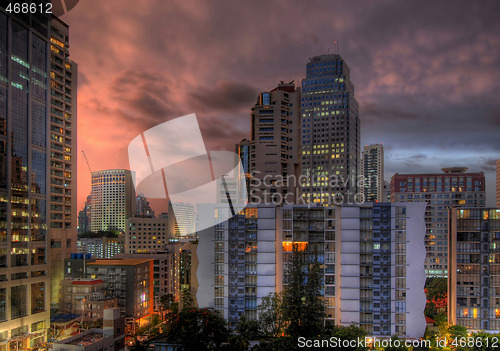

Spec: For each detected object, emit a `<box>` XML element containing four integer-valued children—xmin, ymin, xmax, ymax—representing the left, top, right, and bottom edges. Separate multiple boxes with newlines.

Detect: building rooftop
<box><xmin>51</xmin><ymin>313</ymin><xmax>81</xmax><ymax>324</ymax></box>
<box><xmin>61</xmin><ymin>331</ymin><xmax>104</xmax><ymax>346</ymax></box>
<box><xmin>87</xmin><ymin>258</ymin><xmax>152</xmax><ymax>266</ymax></box>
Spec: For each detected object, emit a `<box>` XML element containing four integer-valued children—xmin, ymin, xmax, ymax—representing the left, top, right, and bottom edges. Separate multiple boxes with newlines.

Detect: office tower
<box><xmin>49</xmin><ymin>17</ymin><xmax>78</xmax><ymax>308</ymax></box>
<box><xmin>390</xmin><ymin>167</ymin><xmax>486</xmax><ymax>278</ymax></box>
<box><xmin>0</xmin><ymin>5</ymin><xmax>51</xmax><ymax>348</ymax></box>
<box><xmin>249</xmin><ymin>82</ymin><xmax>301</xmax><ymax>204</ymax></box>
<box><xmin>196</xmin><ymin>203</ymin><xmax>427</xmax><ymax>338</ymax></box>
<box><xmin>300</xmin><ymin>54</ymin><xmax>360</xmax><ymax>205</ymax></box>
<box><xmin>90</xmin><ymin>169</ymin><xmax>135</xmax><ymax>232</ymax></box>
<box><xmin>78</xmin><ymin>194</ymin><xmax>91</xmax><ymax>234</ymax></box>
<box><xmin>496</xmin><ymin>159</ymin><xmax>500</xmax><ymax>207</ymax></box>
<box><xmin>449</xmin><ymin>208</ymin><xmax>500</xmax><ymax>332</ymax></box>
<box><xmin>135</xmin><ymin>193</ymin><xmax>154</xmax><ymax>217</ymax></box>
<box><xmin>197</xmin><ymin>205</ymin><xmax>277</xmax><ymax>326</ymax></box>
<box><xmin>125</xmin><ymin>217</ymin><xmax>168</xmax><ymax>253</ymax></box>
<box><xmin>361</xmin><ymin>144</ymin><xmax>384</xmax><ymax>202</ymax></box>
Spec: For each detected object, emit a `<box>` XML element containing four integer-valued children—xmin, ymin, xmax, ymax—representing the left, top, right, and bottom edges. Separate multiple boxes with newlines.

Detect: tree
<box><xmin>448</xmin><ymin>324</ymin><xmax>467</xmax><ymax>341</ymax></box>
<box><xmin>282</xmin><ymin>243</ymin><xmax>325</xmax><ymax>338</ymax></box>
<box><xmin>302</xmin><ymin>253</ymin><xmax>325</xmax><ymax>336</ymax></box>
<box><xmin>331</xmin><ymin>324</ymin><xmax>368</xmax><ymax>351</ymax></box>
<box><xmin>236</xmin><ymin>316</ymin><xmax>261</xmax><ymax>340</ymax></box>
<box><xmin>384</xmin><ymin>335</ymin><xmax>409</xmax><ymax>351</ymax></box>
<box><xmin>78</xmin><ymin>230</ymin><xmax>119</xmax><ymax>238</ymax></box>
<box><xmin>163</xmin><ymin>307</ymin><xmax>228</xmax><ymax>350</ymax></box>
<box><xmin>426</xmin><ymin>278</ymin><xmax>447</xmax><ymax>301</ymax></box>
<box><xmin>181</xmin><ymin>288</ymin><xmax>193</xmax><ymax>310</ymax></box>
<box><xmin>258</xmin><ymin>292</ymin><xmax>286</xmax><ymax>337</ymax></box>
<box><xmin>282</xmin><ymin>243</ymin><xmax>306</xmax><ymax>338</ymax></box>
<box><xmin>463</xmin><ymin>332</ymin><xmax>500</xmax><ymax>351</ymax></box>
<box><xmin>128</xmin><ymin>340</ymin><xmax>150</xmax><ymax>351</ymax></box>
<box><xmin>159</xmin><ymin>293</ymin><xmax>175</xmax><ymax>311</ymax></box>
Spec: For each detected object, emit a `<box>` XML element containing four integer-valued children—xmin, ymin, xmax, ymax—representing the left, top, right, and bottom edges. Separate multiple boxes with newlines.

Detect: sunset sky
<box><xmin>60</xmin><ymin>0</ymin><xmax>500</xmax><ymax>211</ymax></box>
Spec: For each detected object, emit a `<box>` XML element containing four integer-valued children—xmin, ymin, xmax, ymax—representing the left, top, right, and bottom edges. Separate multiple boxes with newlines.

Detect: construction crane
<box><xmin>82</xmin><ymin>150</ymin><xmax>92</xmax><ymax>174</ymax></box>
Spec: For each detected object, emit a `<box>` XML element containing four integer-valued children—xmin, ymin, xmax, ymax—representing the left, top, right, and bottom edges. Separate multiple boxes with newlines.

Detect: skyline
<box><xmin>60</xmin><ymin>0</ymin><xmax>500</xmax><ymax>210</ymax></box>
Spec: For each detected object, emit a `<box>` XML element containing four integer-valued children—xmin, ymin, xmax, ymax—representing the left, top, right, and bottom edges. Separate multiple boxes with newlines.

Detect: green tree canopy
<box><xmin>163</xmin><ymin>307</ymin><xmax>228</xmax><ymax>351</ymax></box>
<box><xmin>258</xmin><ymin>292</ymin><xmax>285</xmax><ymax>337</ymax></box>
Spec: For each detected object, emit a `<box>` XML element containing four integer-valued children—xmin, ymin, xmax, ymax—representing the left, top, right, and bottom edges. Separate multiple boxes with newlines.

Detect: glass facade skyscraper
<box><xmin>0</xmin><ymin>4</ymin><xmax>51</xmax><ymax>348</ymax></box>
<box><xmin>300</xmin><ymin>54</ymin><xmax>360</xmax><ymax>205</ymax></box>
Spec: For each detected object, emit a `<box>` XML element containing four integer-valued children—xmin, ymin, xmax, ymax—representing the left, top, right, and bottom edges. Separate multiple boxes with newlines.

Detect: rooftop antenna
<box><xmin>334</xmin><ymin>40</ymin><xmax>339</xmax><ymax>55</ymax></box>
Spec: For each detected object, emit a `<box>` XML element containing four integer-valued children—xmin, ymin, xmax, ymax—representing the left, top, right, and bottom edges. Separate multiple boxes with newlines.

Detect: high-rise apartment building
<box><xmin>496</xmin><ymin>159</ymin><xmax>500</xmax><ymax>207</ymax></box>
<box><xmin>90</xmin><ymin>169</ymin><xmax>135</xmax><ymax>232</ymax></box>
<box><xmin>391</xmin><ymin>167</ymin><xmax>486</xmax><ymax>277</ymax></box>
<box><xmin>197</xmin><ymin>203</ymin><xmax>427</xmax><ymax>338</ymax></box>
<box><xmin>0</xmin><ymin>5</ymin><xmax>51</xmax><ymax>348</ymax></box>
<box><xmin>249</xmin><ymin>82</ymin><xmax>301</xmax><ymax>204</ymax></box>
<box><xmin>197</xmin><ymin>205</ymin><xmax>277</xmax><ymax>326</ymax></box>
<box><xmin>449</xmin><ymin>208</ymin><xmax>500</xmax><ymax>332</ymax></box>
<box><xmin>49</xmin><ymin>16</ymin><xmax>78</xmax><ymax>309</ymax></box>
<box><xmin>279</xmin><ymin>203</ymin><xmax>426</xmax><ymax>338</ymax></box>
<box><xmin>361</xmin><ymin>144</ymin><xmax>384</xmax><ymax>202</ymax></box>
<box><xmin>300</xmin><ymin>54</ymin><xmax>360</xmax><ymax>205</ymax></box>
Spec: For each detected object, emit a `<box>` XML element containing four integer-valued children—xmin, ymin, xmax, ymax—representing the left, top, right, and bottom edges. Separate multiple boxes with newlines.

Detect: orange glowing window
<box><xmin>282</xmin><ymin>241</ymin><xmax>308</xmax><ymax>252</ymax></box>
<box><xmin>245</xmin><ymin>208</ymin><xmax>257</xmax><ymax>219</ymax></box>
<box><xmin>50</xmin><ymin>37</ymin><xmax>65</xmax><ymax>48</ymax></box>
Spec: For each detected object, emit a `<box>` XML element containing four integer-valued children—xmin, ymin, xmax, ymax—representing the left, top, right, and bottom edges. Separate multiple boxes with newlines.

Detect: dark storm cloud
<box><xmin>188</xmin><ymin>81</ymin><xmax>258</xmax><ymax>113</ymax></box>
<box><xmin>480</xmin><ymin>158</ymin><xmax>498</xmax><ymax>172</ymax></box>
<box><xmin>198</xmin><ymin>114</ymin><xmax>248</xmax><ymax>151</ymax></box>
<box><xmin>362</xmin><ymin>101</ymin><xmax>433</xmax><ymax>125</ymax></box>
<box><xmin>61</xmin><ymin>0</ymin><xmax>500</xmax><ymax>208</ymax></box>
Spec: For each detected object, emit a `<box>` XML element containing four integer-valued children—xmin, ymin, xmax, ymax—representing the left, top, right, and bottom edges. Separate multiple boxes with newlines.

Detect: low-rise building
<box><xmin>115</xmin><ymin>249</ymin><xmax>177</xmax><ymax>311</ymax></box>
<box><xmin>85</xmin><ymin>259</ymin><xmax>153</xmax><ymax>321</ymax></box>
<box><xmin>60</xmin><ymin>278</ymin><xmax>118</xmax><ymax>322</ymax></box>
<box><xmin>53</xmin><ymin>308</ymin><xmax>125</xmax><ymax>351</ymax></box>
